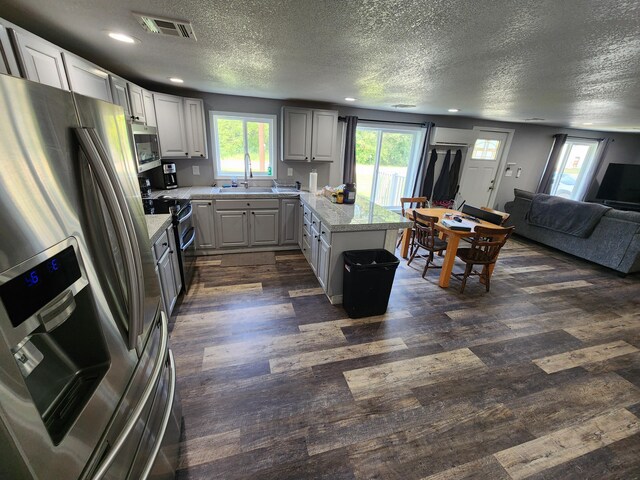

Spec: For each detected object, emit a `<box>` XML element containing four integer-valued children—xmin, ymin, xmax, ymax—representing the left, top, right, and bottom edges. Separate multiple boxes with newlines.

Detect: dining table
<box><xmin>399</xmin><ymin>208</ymin><xmax>505</xmax><ymax>288</ymax></box>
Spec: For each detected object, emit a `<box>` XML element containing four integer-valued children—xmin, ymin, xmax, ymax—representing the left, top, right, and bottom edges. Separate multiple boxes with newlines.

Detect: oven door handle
<box><xmin>181</xmin><ymin>227</ymin><xmax>196</xmax><ymax>251</ymax></box>
<box><xmin>178</xmin><ymin>204</ymin><xmax>193</xmax><ymax>224</ymax></box>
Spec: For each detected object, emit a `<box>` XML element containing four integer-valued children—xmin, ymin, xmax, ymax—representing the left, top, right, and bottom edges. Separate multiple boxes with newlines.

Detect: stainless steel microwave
<box><xmin>130</xmin><ymin>124</ymin><xmax>161</xmax><ymax>173</ymax></box>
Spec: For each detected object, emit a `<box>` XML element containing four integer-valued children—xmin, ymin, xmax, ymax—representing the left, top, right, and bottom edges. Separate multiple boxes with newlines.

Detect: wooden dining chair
<box><xmin>397</xmin><ymin>196</ymin><xmax>427</xmax><ymax>247</ymax></box>
<box><xmin>452</xmin><ymin>225</ymin><xmax>515</xmax><ymax>293</ymax></box>
<box><xmin>407</xmin><ymin>211</ymin><xmax>447</xmax><ymax>278</ymax></box>
<box><xmin>480</xmin><ymin>206</ymin><xmax>511</xmax><ymax>225</ymax></box>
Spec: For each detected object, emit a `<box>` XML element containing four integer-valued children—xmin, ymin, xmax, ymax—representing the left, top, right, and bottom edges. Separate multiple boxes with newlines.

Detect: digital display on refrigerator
<box><xmin>0</xmin><ymin>246</ymin><xmax>82</xmax><ymax>327</ymax></box>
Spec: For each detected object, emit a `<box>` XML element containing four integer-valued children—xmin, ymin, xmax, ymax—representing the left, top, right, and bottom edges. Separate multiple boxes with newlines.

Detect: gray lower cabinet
<box><xmin>317</xmin><ymin>236</ymin><xmax>330</xmax><ymax>290</ymax></box>
<box><xmin>297</xmin><ymin>200</ymin><xmax>304</xmax><ymax>249</ymax></box>
<box><xmin>193</xmin><ymin>200</ymin><xmax>215</xmax><ymax>249</ymax></box>
<box><xmin>309</xmin><ymin>224</ymin><xmax>319</xmax><ymax>274</ymax></box>
<box><xmin>250</xmin><ymin>209</ymin><xmax>279</xmax><ymax>246</ymax></box>
<box><xmin>280</xmin><ymin>199</ymin><xmax>299</xmax><ymax>245</ymax></box>
<box><xmin>216</xmin><ymin>210</ymin><xmax>249</xmax><ymax>247</ymax></box>
<box><xmin>153</xmin><ymin>227</ymin><xmax>180</xmax><ymax>316</ymax></box>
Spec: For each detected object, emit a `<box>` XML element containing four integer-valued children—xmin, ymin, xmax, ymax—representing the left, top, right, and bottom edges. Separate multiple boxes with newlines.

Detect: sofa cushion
<box><xmin>526</xmin><ymin>193</ymin><xmax>611</xmax><ymax>238</ymax></box>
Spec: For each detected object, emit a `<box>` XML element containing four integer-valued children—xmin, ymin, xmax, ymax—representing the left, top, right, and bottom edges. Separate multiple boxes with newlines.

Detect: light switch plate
<box><xmin>192</xmin><ymin>166</ymin><xmax>200</xmax><ymax>175</ymax></box>
<box><xmin>287</xmin><ymin>168</ymin><xmax>293</xmax><ymax>176</ymax></box>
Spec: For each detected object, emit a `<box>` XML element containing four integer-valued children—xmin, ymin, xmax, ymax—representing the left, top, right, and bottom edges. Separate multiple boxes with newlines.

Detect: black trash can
<box><xmin>342</xmin><ymin>249</ymin><xmax>400</xmax><ymax>318</ymax></box>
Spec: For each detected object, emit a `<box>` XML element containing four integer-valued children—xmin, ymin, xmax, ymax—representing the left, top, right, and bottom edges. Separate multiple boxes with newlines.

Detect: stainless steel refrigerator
<box><xmin>0</xmin><ymin>74</ymin><xmax>181</xmax><ymax>479</ymax></box>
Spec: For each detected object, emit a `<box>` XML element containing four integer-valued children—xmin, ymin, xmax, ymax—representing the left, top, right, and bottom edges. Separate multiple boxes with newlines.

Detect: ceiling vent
<box><xmin>133</xmin><ymin>13</ymin><xmax>196</xmax><ymax>40</ymax></box>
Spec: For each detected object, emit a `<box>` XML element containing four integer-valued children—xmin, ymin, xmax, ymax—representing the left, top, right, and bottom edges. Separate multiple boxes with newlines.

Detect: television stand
<box><xmin>603</xmin><ymin>200</ymin><xmax>640</xmax><ymax>212</ymax></box>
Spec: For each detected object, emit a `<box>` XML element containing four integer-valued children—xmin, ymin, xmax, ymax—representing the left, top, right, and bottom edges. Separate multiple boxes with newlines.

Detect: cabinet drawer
<box><xmin>216</xmin><ymin>199</ymin><xmax>279</xmax><ymax>210</ymax></box>
<box><xmin>310</xmin><ymin>212</ymin><xmax>321</xmax><ymax>230</ymax></box>
<box><xmin>303</xmin><ymin>205</ymin><xmax>311</xmax><ymax>222</ymax></box>
<box><xmin>153</xmin><ymin>230</ymin><xmax>170</xmax><ymax>260</ymax></box>
<box><xmin>319</xmin><ymin>224</ymin><xmax>331</xmax><ymax>243</ymax></box>
<box><xmin>302</xmin><ymin>217</ymin><xmax>311</xmax><ymax>235</ymax></box>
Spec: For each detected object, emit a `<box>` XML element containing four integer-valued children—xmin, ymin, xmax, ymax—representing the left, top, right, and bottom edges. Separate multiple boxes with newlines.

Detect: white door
<box><xmin>193</xmin><ymin>201</ymin><xmax>215</xmax><ymax>249</ymax></box>
<box><xmin>11</xmin><ymin>29</ymin><xmax>69</xmax><ymax>90</ymax></box>
<box><xmin>184</xmin><ymin>98</ymin><xmax>207</xmax><ymax>157</ymax></box>
<box><xmin>63</xmin><ymin>53</ymin><xmax>112</xmax><ymax>102</ymax></box>
<box><xmin>142</xmin><ymin>90</ymin><xmax>157</xmax><ymax>127</ymax></box>
<box><xmin>128</xmin><ymin>83</ymin><xmax>146</xmax><ymax>123</ymax></box>
<box><xmin>282</xmin><ymin>107</ymin><xmax>312</xmax><ymax>161</ymax></box>
<box><xmin>311</xmin><ymin>110</ymin><xmax>337</xmax><ymax>162</ymax></box>
<box><xmin>154</xmin><ymin>93</ymin><xmax>189</xmax><ymax>157</ymax></box>
<box><xmin>457</xmin><ymin>130</ymin><xmax>510</xmax><ymax>208</ymax></box>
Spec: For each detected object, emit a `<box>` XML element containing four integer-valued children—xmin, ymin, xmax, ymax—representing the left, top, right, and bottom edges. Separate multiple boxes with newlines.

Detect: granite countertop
<box><xmin>148</xmin><ymin>186</ymin><xmax>299</xmax><ymax>200</ymax></box>
<box><xmin>298</xmin><ymin>192</ymin><xmax>410</xmax><ymax>232</ymax></box>
<box><xmin>145</xmin><ymin>214</ymin><xmax>173</xmax><ymax>243</ymax></box>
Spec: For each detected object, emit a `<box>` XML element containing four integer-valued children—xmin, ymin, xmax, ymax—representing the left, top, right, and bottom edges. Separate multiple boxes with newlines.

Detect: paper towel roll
<box><xmin>309</xmin><ymin>170</ymin><xmax>318</xmax><ymax>194</ymax></box>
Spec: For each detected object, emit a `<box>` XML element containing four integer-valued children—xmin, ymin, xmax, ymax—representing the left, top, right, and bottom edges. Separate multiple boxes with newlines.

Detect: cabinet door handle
<box><xmin>247</xmin><ymin>203</ymin><xmax>250</xmax><ymax>206</ymax></box>
<box><xmin>305</xmin><ymin>156</ymin><xmax>308</xmax><ymax>160</ymax></box>
<box><xmin>242</xmin><ymin>212</ymin><xmax>246</xmax><ymax>215</ymax></box>
<box><xmin>200</xmin><ymin>154</ymin><xmax>204</xmax><ymax>157</ymax></box>
<box><xmin>162</xmin><ymin>242</ymin><xmax>168</xmax><ymax>246</ymax></box>
<box><xmin>252</xmin><ymin>212</ymin><xmax>255</xmax><ymax>215</ymax></box>
<box><xmin>312</xmin><ymin>157</ymin><xmax>315</xmax><ymax>160</ymax></box>
<box><xmin>185</xmin><ymin>152</ymin><xmax>189</xmax><ymax>156</ymax></box>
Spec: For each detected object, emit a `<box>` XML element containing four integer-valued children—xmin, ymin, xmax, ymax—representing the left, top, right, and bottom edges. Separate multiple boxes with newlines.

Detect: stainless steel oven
<box><xmin>131</xmin><ymin>124</ymin><xmax>161</xmax><ymax>173</ymax></box>
<box><xmin>176</xmin><ymin>203</ymin><xmax>196</xmax><ymax>293</ymax></box>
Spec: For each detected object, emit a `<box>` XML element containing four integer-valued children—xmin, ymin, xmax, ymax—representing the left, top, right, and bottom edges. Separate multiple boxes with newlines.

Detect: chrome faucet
<box><xmin>241</xmin><ymin>153</ymin><xmax>253</xmax><ymax>188</ymax></box>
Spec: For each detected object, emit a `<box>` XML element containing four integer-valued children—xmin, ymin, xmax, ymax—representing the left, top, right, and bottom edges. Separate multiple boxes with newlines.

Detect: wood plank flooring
<box><xmin>173</xmin><ymin>237</ymin><xmax>640</xmax><ymax>479</ymax></box>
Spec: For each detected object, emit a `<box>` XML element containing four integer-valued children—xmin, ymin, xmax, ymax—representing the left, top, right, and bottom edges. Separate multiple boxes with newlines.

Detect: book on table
<box><xmin>441</xmin><ymin>218</ymin><xmax>476</xmax><ymax>231</ymax></box>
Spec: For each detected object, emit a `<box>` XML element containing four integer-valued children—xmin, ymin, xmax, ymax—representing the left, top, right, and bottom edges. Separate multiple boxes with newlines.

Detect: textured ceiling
<box><xmin>2</xmin><ymin>0</ymin><xmax>640</xmax><ymax>131</ymax></box>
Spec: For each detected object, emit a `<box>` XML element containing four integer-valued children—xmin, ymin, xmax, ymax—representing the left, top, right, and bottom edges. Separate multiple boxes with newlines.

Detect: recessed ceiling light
<box><xmin>108</xmin><ymin>32</ymin><xmax>136</xmax><ymax>44</ymax></box>
<box><xmin>525</xmin><ymin>117</ymin><xmax>546</xmax><ymax>122</ymax></box>
<box><xmin>169</xmin><ymin>77</ymin><xmax>184</xmax><ymax>83</ymax></box>
<box><xmin>391</xmin><ymin>104</ymin><xmax>416</xmax><ymax>109</ymax></box>
<box><xmin>582</xmin><ymin>122</ymin><xmax>594</xmax><ymax>125</ymax></box>
<box><xmin>344</xmin><ymin>97</ymin><xmax>356</xmax><ymax>102</ymax></box>
<box><xmin>448</xmin><ymin>108</ymin><xmax>460</xmax><ymax>113</ymax></box>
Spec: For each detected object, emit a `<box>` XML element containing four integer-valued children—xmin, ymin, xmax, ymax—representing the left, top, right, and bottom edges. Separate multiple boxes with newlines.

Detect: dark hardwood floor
<box><xmin>171</xmin><ymin>237</ymin><xmax>640</xmax><ymax>480</ymax></box>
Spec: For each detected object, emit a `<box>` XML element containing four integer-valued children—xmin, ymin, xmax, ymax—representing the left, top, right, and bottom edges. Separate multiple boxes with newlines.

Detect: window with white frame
<box><xmin>210</xmin><ymin>112</ymin><xmax>276</xmax><ymax>178</ymax></box>
<box><xmin>471</xmin><ymin>138</ymin><xmax>501</xmax><ymax>160</ymax></box>
<box><xmin>550</xmin><ymin>138</ymin><xmax>600</xmax><ymax>200</ymax></box>
<box><xmin>355</xmin><ymin>124</ymin><xmax>424</xmax><ymax>208</ymax></box>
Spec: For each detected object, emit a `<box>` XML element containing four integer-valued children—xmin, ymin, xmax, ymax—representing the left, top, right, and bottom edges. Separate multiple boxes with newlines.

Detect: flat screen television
<box><xmin>595</xmin><ymin>163</ymin><xmax>640</xmax><ymax>205</ymax></box>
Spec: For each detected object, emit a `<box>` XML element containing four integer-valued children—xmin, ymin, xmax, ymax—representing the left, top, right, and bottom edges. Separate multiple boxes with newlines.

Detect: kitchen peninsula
<box><xmin>145</xmin><ymin>188</ymin><xmax>409</xmax><ymax>304</ymax></box>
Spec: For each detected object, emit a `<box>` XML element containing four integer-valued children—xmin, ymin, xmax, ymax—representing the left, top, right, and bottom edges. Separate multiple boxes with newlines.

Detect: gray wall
<box><xmin>147</xmin><ymin>82</ymin><xmax>640</xmax><ymax>209</ymax></box>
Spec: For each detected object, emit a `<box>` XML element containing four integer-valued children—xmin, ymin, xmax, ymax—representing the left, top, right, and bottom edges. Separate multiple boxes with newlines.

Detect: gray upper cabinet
<box><xmin>142</xmin><ymin>90</ymin><xmax>157</xmax><ymax>127</ymax></box>
<box><xmin>128</xmin><ymin>83</ymin><xmax>146</xmax><ymax>123</ymax></box>
<box><xmin>9</xmin><ymin>28</ymin><xmax>69</xmax><ymax>90</ymax></box>
<box><xmin>215</xmin><ymin>210</ymin><xmax>249</xmax><ymax>247</ymax></box>
<box><xmin>193</xmin><ymin>200</ymin><xmax>215</xmax><ymax>249</ymax></box>
<box><xmin>281</xmin><ymin>107</ymin><xmax>338</xmax><ymax>162</ymax></box>
<box><xmin>282</xmin><ymin>107</ymin><xmax>312</xmax><ymax>161</ymax></box>
<box><xmin>184</xmin><ymin>98</ymin><xmax>207</xmax><ymax>158</ymax></box>
<box><xmin>281</xmin><ymin>199</ymin><xmax>299</xmax><ymax>245</ymax></box>
<box><xmin>109</xmin><ymin>75</ymin><xmax>131</xmax><ymax>118</ymax></box>
<box><xmin>62</xmin><ymin>52</ymin><xmax>112</xmax><ymax>102</ymax></box>
<box><xmin>311</xmin><ymin>110</ymin><xmax>338</xmax><ymax>162</ymax></box>
<box><xmin>250</xmin><ymin>209</ymin><xmax>279</xmax><ymax>246</ymax></box>
<box><xmin>0</xmin><ymin>22</ymin><xmax>19</xmax><ymax>76</ymax></box>
<box><xmin>154</xmin><ymin>92</ymin><xmax>189</xmax><ymax>158</ymax></box>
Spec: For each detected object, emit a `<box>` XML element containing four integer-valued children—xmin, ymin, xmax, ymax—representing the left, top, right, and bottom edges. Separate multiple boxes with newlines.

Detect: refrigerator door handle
<box><xmin>139</xmin><ymin>349</ymin><xmax>177</xmax><ymax>480</ymax></box>
<box><xmin>91</xmin><ymin>312</ymin><xmax>169</xmax><ymax>480</ymax></box>
<box><xmin>75</xmin><ymin>127</ymin><xmax>145</xmax><ymax>350</ymax></box>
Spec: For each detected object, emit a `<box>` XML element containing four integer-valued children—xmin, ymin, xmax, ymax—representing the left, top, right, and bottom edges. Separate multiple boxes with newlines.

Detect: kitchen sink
<box><xmin>218</xmin><ymin>187</ymin><xmax>275</xmax><ymax>194</ymax></box>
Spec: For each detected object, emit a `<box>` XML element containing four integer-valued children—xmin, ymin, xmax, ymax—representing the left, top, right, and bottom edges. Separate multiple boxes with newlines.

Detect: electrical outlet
<box><xmin>192</xmin><ymin>166</ymin><xmax>200</xmax><ymax>175</ymax></box>
<box><xmin>287</xmin><ymin>168</ymin><xmax>293</xmax><ymax>176</ymax></box>
<box><xmin>516</xmin><ymin>167</ymin><xmax>522</xmax><ymax>178</ymax></box>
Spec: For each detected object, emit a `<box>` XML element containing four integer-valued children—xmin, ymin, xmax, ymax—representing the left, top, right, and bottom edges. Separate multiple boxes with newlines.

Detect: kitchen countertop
<box><xmin>148</xmin><ymin>186</ymin><xmax>299</xmax><ymax>200</ymax></box>
<box><xmin>298</xmin><ymin>192</ymin><xmax>410</xmax><ymax>232</ymax></box>
<box><xmin>145</xmin><ymin>214</ymin><xmax>173</xmax><ymax>243</ymax></box>
<box><xmin>146</xmin><ymin>188</ymin><xmax>409</xmax><ymax>233</ymax></box>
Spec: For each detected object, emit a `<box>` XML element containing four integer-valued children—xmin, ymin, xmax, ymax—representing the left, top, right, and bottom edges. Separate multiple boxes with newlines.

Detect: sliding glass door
<box><xmin>355</xmin><ymin>124</ymin><xmax>423</xmax><ymax>208</ymax></box>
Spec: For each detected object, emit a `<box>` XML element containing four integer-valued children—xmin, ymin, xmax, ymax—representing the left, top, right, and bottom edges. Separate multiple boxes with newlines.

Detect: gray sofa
<box><xmin>504</xmin><ymin>189</ymin><xmax>640</xmax><ymax>274</ymax></box>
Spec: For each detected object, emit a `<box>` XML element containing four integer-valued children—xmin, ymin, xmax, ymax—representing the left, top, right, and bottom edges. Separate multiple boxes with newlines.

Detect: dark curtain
<box><xmin>432</xmin><ymin>149</ymin><xmax>451</xmax><ymax>201</ymax></box>
<box><xmin>422</xmin><ymin>149</ymin><xmax>438</xmax><ymax>200</ymax></box>
<box><xmin>411</xmin><ymin>122</ymin><xmax>435</xmax><ymax>198</ymax></box>
<box><xmin>537</xmin><ymin>134</ymin><xmax>568</xmax><ymax>193</ymax></box>
<box><xmin>447</xmin><ymin>149</ymin><xmax>463</xmax><ymax>200</ymax></box>
<box><xmin>342</xmin><ymin>116</ymin><xmax>358</xmax><ymax>183</ymax></box>
<box><xmin>581</xmin><ymin>138</ymin><xmax>612</xmax><ymax>201</ymax></box>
